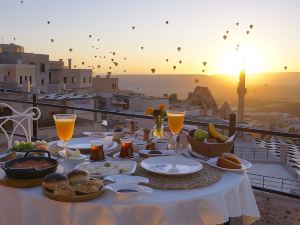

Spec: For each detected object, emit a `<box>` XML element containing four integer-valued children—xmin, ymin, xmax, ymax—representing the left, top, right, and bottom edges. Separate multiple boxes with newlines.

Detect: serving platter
<box><xmin>207</xmin><ymin>157</ymin><xmax>252</xmax><ymax>172</ymax></box>
<box><xmin>141</xmin><ymin>155</ymin><xmax>202</xmax><ymax>176</ymax></box>
<box><xmin>43</xmin><ymin>187</ymin><xmax>103</xmax><ymax>202</ymax></box>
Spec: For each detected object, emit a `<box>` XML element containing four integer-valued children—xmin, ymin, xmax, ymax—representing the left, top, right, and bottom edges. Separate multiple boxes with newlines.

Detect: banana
<box><xmin>208</xmin><ymin>123</ymin><xmax>228</xmax><ymax>143</ymax></box>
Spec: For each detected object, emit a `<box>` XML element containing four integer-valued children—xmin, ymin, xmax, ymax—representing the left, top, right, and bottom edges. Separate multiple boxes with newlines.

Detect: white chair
<box><xmin>0</xmin><ymin>103</ymin><xmax>41</xmax><ymax>148</ymax></box>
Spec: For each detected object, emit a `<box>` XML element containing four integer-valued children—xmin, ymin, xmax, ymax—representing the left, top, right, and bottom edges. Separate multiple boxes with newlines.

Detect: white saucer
<box><xmin>113</xmin><ymin>152</ymin><xmax>139</xmax><ymax>160</ymax></box>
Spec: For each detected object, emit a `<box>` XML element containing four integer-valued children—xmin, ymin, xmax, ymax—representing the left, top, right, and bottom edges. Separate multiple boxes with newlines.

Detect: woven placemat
<box><xmin>135</xmin><ymin>163</ymin><xmax>221</xmax><ymax>190</ymax></box>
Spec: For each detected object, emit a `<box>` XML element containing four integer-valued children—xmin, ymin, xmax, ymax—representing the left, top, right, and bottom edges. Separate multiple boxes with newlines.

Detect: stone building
<box><xmin>92</xmin><ymin>75</ymin><xmax>119</xmax><ymax>93</ymax></box>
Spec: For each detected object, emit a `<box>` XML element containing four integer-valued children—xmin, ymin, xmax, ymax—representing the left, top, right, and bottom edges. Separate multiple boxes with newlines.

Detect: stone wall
<box><xmin>231</xmin><ymin>190</ymin><xmax>300</xmax><ymax>225</ymax></box>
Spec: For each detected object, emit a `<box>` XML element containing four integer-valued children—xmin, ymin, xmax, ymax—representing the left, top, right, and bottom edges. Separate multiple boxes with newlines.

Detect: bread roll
<box><xmin>88</xmin><ymin>179</ymin><xmax>104</xmax><ymax>190</ymax></box>
<box><xmin>222</xmin><ymin>153</ymin><xmax>241</xmax><ymax>165</ymax></box>
<box><xmin>67</xmin><ymin>169</ymin><xmax>90</xmax><ymax>185</ymax></box>
<box><xmin>75</xmin><ymin>183</ymin><xmax>99</xmax><ymax>194</ymax></box>
<box><xmin>53</xmin><ymin>183</ymin><xmax>75</xmax><ymax>197</ymax></box>
<box><xmin>217</xmin><ymin>157</ymin><xmax>242</xmax><ymax>169</ymax></box>
<box><xmin>42</xmin><ymin>173</ymin><xmax>69</xmax><ymax>191</ymax></box>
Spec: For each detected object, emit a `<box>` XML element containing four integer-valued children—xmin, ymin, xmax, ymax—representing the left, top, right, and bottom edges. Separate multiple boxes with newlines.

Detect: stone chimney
<box><xmin>68</xmin><ymin>59</ymin><xmax>72</xmax><ymax>70</ymax></box>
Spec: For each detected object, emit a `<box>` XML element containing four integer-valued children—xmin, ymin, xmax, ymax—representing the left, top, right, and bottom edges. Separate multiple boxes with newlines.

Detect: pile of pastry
<box><xmin>42</xmin><ymin>169</ymin><xmax>104</xmax><ymax>197</ymax></box>
<box><xmin>216</xmin><ymin>153</ymin><xmax>242</xmax><ymax>169</ymax></box>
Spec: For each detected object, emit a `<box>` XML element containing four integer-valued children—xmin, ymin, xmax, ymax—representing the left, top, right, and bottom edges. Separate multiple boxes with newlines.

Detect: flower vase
<box><xmin>152</xmin><ymin>116</ymin><xmax>164</xmax><ymax>138</ymax></box>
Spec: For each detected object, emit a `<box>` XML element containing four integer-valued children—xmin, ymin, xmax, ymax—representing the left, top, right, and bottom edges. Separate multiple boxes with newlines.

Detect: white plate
<box><xmin>141</xmin><ymin>155</ymin><xmax>202</xmax><ymax>176</ymax></box>
<box><xmin>104</xmin><ymin>174</ymin><xmax>149</xmax><ymax>184</ymax></box>
<box><xmin>207</xmin><ymin>157</ymin><xmax>252</xmax><ymax>171</ymax></box>
<box><xmin>139</xmin><ymin>150</ymin><xmax>176</xmax><ymax>157</ymax></box>
<box><xmin>113</xmin><ymin>152</ymin><xmax>140</xmax><ymax>159</ymax></box>
<box><xmin>75</xmin><ymin>160</ymin><xmax>137</xmax><ymax>178</ymax></box>
<box><xmin>53</xmin><ymin>137</ymin><xmax>118</xmax><ymax>153</ymax></box>
<box><xmin>104</xmin><ymin>183</ymin><xmax>153</xmax><ymax>200</ymax></box>
<box><xmin>58</xmin><ymin>150</ymin><xmax>87</xmax><ymax>160</ymax></box>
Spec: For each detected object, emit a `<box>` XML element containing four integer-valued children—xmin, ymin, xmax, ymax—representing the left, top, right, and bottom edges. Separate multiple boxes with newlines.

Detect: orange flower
<box><xmin>144</xmin><ymin>107</ymin><xmax>154</xmax><ymax>115</ymax></box>
<box><xmin>159</xmin><ymin>103</ymin><xmax>166</xmax><ymax>110</ymax></box>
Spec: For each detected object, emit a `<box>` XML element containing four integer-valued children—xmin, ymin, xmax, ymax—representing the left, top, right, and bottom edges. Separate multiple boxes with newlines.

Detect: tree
<box><xmin>169</xmin><ymin>93</ymin><xmax>178</xmax><ymax>102</ymax></box>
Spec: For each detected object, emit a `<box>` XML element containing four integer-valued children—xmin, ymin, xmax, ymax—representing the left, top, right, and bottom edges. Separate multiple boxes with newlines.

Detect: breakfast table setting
<box><xmin>0</xmin><ymin>105</ymin><xmax>260</xmax><ymax>225</ymax></box>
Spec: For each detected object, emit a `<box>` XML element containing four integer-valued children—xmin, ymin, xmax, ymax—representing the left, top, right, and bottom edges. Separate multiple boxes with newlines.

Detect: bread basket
<box><xmin>186</xmin><ymin>134</ymin><xmax>235</xmax><ymax>158</ymax></box>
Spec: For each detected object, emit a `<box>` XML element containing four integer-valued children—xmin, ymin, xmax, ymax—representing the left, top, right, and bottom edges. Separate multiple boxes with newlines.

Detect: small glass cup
<box><xmin>120</xmin><ymin>136</ymin><xmax>134</xmax><ymax>158</ymax></box>
<box><xmin>90</xmin><ymin>140</ymin><xmax>105</xmax><ymax>161</ymax></box>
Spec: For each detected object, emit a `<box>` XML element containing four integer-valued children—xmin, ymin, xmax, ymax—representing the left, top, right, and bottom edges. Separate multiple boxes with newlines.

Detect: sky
<box><xmin>0</xmin><ymin>0</ymin><xmax>300</xmax><ymax>78</ymax></box>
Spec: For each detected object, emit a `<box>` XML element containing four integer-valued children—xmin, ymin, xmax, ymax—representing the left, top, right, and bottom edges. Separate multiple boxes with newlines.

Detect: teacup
<box><xmin>133</xmin><ymin>140</ymin><xmax>148</xmax><ymax>152</ymax></box>
<box><xmin>113</xmin><ymin>128</ymin><xmax>124</xmax><ymax>140</ymax></box>
<box><xmin>152</xmin><ymin>138</ymin><xmax>169</xmax><ymax>150</ymax></box>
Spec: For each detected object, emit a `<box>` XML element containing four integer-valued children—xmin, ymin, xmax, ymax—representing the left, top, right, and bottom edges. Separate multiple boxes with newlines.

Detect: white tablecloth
<box><xmin>0</xmin><ymin>171</ymin><xmax>259</xmax><ymax>225</ymax></box>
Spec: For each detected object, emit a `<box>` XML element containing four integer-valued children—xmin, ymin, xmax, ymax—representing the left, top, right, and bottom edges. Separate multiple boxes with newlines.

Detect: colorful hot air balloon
<box><xmin>250</xmin><ymin>25</ymin><xmax>254</xmax><ymax>29</ymax></box>
<box><xmin>177</xmin><ymin>47</ymin><xmax>181</xmax><ymax>51</ymax></box>
<box><xmin>246</xmin><ymin>31</ymin><xmax>250</xmax><ymax>35</ymax></box>
<box><xmin>151</xmin><ymin>68</ymin><xmax>155</xmax><ymax>74</ymax></box>
<box><xmin>173</xmin><ymin>66</ymin><xmax>176</xmax><ymax>70</ymax></box>
<box><xmin>203</xmin><ymin>62</ymin><xmax>207</xmax><ymax>66</ymax></box>
<box><xmin>179</xmin><ymin>61</ymin><xmax>182</xmax><ymax>64</ymax></box>
<box><xmin>223</xmin><ymin>35</ymin><xmax>227</xmax><ymax>40</ymax></box>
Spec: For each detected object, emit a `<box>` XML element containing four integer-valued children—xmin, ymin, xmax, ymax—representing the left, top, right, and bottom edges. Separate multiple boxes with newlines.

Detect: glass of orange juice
<box><xmin>167</xmin><ymin>110</ymin><xmax>185</xmax><ymax>151</ymax></box>
<box><xmin>53</xmin><ymin>114</ymin><xmax>77</xmax><ymax>156</ymax></box>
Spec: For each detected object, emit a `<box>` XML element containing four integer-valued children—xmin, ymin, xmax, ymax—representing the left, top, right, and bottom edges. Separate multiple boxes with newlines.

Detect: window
<box><xmin>49</xmin><ymin>72</ymin><xmax>52</xmax><ymax>84</ymax></box>
<box><xmin>89</xmin><ymin>77</ymin><xmax>92</xmax><ymax>83</ymax></box>
<box><xmin>41</xmin><ymin>78</ymin><xmax>44</xmax><ymax>85</ymax></box>
<box><xmin>40</xmin><ymin>63</ymin><xmax>45</xmax><ymax>73</ymax></box>
<box><xmin>84</xmin><ymin>77</ymin><xmax>86</xmax><ymax>83</ymax></box>
<box><xmin>19</xmin><ymin>76</ymin><xmax>23</xmax><ymax>85</ymax></box>
<box><xmin>7</xmin><ymin>71</ymin><xmax>10</xmax><ymax>76</ymax></box>
<box><xmin>112</xmin><ymin>83</ymin><xmax>117</xmax><ymax>89</ymax></box>
<box><xmin>29</xmin><ymin>76</ymin><xmax>32</xmax><ymax>84</ymax></box>
<box><xmin>25</xmin><ymin>76</ymin><xmax>27</xmax><ymax>81</ymax></box>
<box><xmin>63</xmin><ymin>77</ymin><xmax>67</xmax><ymax>84</ymax></box>
<box><xmin>72</xmin><ymin>77</ymin><xmax>76</xmax><ymax>84</ymax></box>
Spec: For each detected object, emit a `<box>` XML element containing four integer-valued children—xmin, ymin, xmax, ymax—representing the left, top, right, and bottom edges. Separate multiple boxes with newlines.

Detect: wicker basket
<box><xmin>186</xmin><ymin>134</ymin><xmax>235</xmax><ymax>158</ymax></box>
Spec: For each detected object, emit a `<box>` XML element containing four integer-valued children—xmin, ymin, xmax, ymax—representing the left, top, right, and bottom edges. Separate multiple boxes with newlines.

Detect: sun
<box><xmin>217</xmin><ymin>43</ymin><xmax>265</xmax><ymax>79</ymax></box>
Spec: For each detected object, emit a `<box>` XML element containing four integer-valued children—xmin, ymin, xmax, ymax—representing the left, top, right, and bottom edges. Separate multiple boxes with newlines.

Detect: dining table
<box><xmin>0</xmin><ymin>165</ymin><xmax>260</xmax><ymax>225</ymax></box>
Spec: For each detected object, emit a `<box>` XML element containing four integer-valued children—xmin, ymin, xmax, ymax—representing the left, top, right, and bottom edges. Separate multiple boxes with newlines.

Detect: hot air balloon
<box><xmin>246</xmin><ymin>31</ymin><xmax>250</xmax><ymax>35</ymax></box>
<box><xmin>69</xmin><ymin>48</ymin><xmax>73</xmax><ymax>53</ymax></box>
<box><xmin>173</xmin><ymin>66</ymin><xmax>176</xmax><ymax>70</ymax></box>
<box><xmin>132</xmin><ymin>26</ymin><xmax>135</xmax><ymax>30</ymax></box>
<box><xmin>151</xmin><ymin>68</ymin><xmax>155</xmax><ymax>74</ymax></box>
<box><xmin>82</xmin><ymin>62</ymin><xmax>85</xmax><ymax>66</ymax></box>
<box><xmin>111</xmin><ymin>58</ymin><xmax>114</xmax><ymax>62</ymax></box>
<box><xmin>96</xmin><ymin>48</ymin><xmax>98</xmax><ymax>50</ymax></box>
<box><xmin>177</xmin><ymin>47</ymin><xmax>181</xmax><ymax>51</ymax></box>
<box><xmin>13</xmin><ymin>37</ymin><xmax>16</xmax><ymax>41</ymax></box>
<box><xmin>250</xmin><ymin>25</ymin><xmax>253</xmax><ymax>29</ymax></box>
<box><xmin>97</xmin><ymin>38</ymin><xmax>100</xmax><ymax>42</ymax></box>
<box><xmin>202</xmin><ymin>69</ymin><xmax>205</xmax><ymax>73</ymax></box>
<box><xmin>50</xmin><ymin>39</ymin><xmax>54</xmax><ymax>43</ymax></box>
<box><xmin>112</xmin><ymin>52</ymin><xmax>116</xmax><ymax>55</ymax></box>
<box><xmin>47</xmin><ymin>21</ymin><xmax>50</xmax><ymax>24</ymax></box>
<box><xmin>74</xmin><ymin>65</ymin><xmax>77</xmax><ymax>68</ymax></box>
<box><xmin>103</xmin><ymin>56</ymin><xmax>106</xmax><ymax>59</ymax></box>
<box><xmin>95</xmin><ymin>56</ymin><xmax>97</xmax><ymax>58</ymax></box>
<box><xmin>284</xmin><ymin>66</ymin><xmax>287</xmax><ymax>70</ymax></box>
<box><xmin>141</xmin><ymin>46</ymin><xmax>144</xmax><ymax>50</ymax></box>
<box><xmin>109</xmin><ymin>66</ymin><xmax>112</xmax><ymax>69</ymax></box>
<box><xmin>236</xmin><ymin>22</ymin><xmax>239</xmax><ymax>26</ymax></box>
<box><xmin>226</xmin><ymin>31</ymin><xmax>229</xmax><ymax>34</ymax></box>
<box><xmin>20</xmin><ymin>1</ymin><xmax>23</xmax><ymax>3</ymax></box>
<box><xmin>223</xmin><ymin>35</ymin><xmax>227</xmax><ymax>40</ymax></box>
<box><xmin>166</xmin><ymin>59</ymin><xmax>169</xmax><ymax>62</ymax></box>
<box><xmin>203</xmin><ymin>62</ymin><xmax>207</xmax><ymax>66</ymax></box>
<box><xmin>124</xmin><ymin>57</ymin><xmax>127</xmax><ymax>60</ymax></box>
<box><xmin>124</xmin><ymin>70</ymin><xmax>126</xmax><ymax>73</ymax></box>
<box><xmin>195</xmin><ymin>79</ymin><xmax>199</xmax><ymax>85</ymax></box>
<box><xmin>89</xmin><ymin>35</ymin><xmax>92</xmax><ymax>38</ymax></box>
<box><xmin>237</xmin><ymin>44</ymin><xmax>240</xmax><ymax>48</ymax></box>
<box><xmin>165</xmin><ymin>21</ymin><xmax>169</xmax><ymax>24</ymax></box>
<box><xmin>114</xmin><ymin>62</ymin><xmax>118</xmax><ymax>67</ymax></box>
<box><xmin>97</xmin><ymin>65</ymin><xmax>101</xmax><ymax>69</ymax></box>
<box><xmin>179</xmin><ymin>61</ymin><xmax>182</xmax><ymax>64</ymax></box>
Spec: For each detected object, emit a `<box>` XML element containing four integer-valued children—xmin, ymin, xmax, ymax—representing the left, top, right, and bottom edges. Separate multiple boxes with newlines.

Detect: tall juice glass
<box><xmin>53</xmin><ymin>114</ymin><xmax>77</xmax><ymax>157</ymax></box>
<box><xmin>167</xmin><ymin>110</ymin><xmax>185</xmax><ymax>151</ymax></box>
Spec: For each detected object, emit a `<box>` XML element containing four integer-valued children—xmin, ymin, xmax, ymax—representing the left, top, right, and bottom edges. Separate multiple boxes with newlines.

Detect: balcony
<box><xmin>0</xmin><ymin>94</ymin><xmax>300</xmax><ymax>225</ymax></box>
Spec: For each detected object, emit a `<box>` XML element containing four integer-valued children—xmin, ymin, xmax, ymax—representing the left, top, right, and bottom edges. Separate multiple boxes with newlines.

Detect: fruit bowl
<box><xmin>186</xmin><ymin>134</ymin><xmax>235</xmax><ymax>158</ymax></box>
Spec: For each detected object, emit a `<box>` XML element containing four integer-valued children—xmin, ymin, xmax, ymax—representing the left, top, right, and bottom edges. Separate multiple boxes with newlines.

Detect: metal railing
<box><xmin>0</xmin><ymin>94</ymin><xmax>300</xmax><ymax>199</ymax></box>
